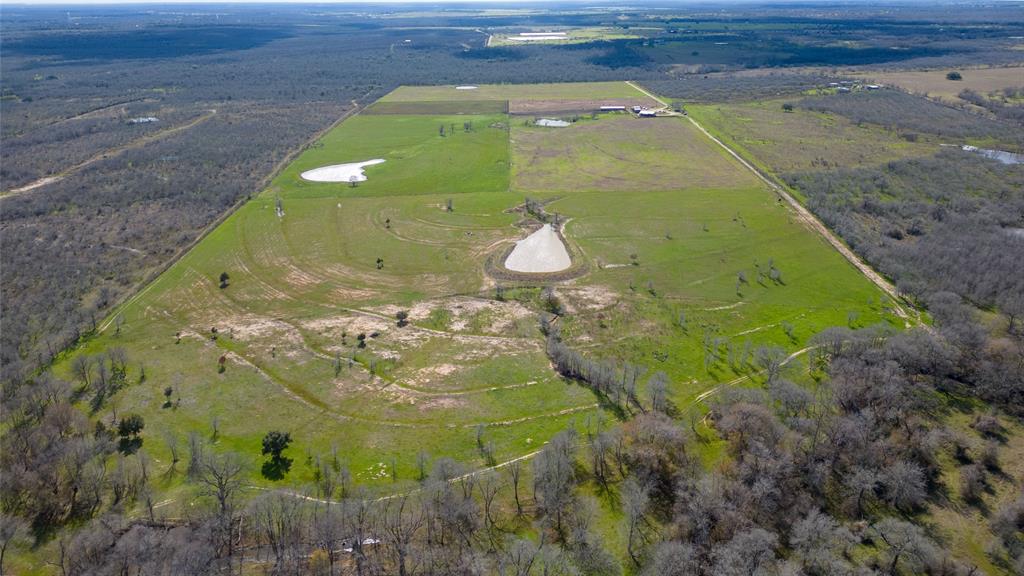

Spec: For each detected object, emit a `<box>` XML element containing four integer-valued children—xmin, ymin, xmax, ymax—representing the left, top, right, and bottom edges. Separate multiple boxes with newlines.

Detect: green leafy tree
<box><xmin>261</xmin><ymin>431</ymin><xmax>291</xmax><ymax>461</ymax></box>
<box><xmin>260</xmin><ymin>431</ymin><xmax>293</xmax><ymax>480</ymax></box>
<box><xmin>118</xmin><ymin>414</ymin><xmax>145</xmax><ymax>438</ymax></box>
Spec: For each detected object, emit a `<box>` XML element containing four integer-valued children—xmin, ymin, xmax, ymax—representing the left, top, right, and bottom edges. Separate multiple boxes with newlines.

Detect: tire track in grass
<box><xmin>249</xmin><ymin>446</ymin><xmax>551</xmax><ymax>506</ymax></box>
<box><xmin>221</xmin><ymin>337</ymin><xmax>598</xmax><ymax>430</ymax></box>
<box><xmin>266</xmin><ymin>347</ymin><xmax>817</xmax><ymax>506</ymax></box>
<box><xmin>268</xmin><ymin>313</ymin><xmax>543</xmax><ymax>398</ymax></box>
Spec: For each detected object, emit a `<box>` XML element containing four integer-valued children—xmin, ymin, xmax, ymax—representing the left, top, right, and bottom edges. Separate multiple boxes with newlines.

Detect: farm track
<box><xmin>626</xmin><ymin>81</ymin><xmax>913</xmax><ymax>321</ymax></box>
<box><xmin>2</xmin><ymin>109</ymin><xmax>218</xmax><ymax>198</ymax></box>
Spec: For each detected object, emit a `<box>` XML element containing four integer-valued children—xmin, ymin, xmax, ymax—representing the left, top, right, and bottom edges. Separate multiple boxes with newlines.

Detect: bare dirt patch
<box><xmin>504</xmin><ymin>224</ymin><xmax>572</xmax><ymax>273</ymax></box>
<box><xmin>510</xmin><ymin>97</ymin><xmax>658</xmax><ymax>115</ymax></box>
<box><xmin>557</xmin><ymin>285</ymin><xmax>620</xmax><ymax>314</ymax></box>
<box><xmin>372</xmin><ymin>296</ymin><xmax>534</xmax><ymax>336</ymax></box>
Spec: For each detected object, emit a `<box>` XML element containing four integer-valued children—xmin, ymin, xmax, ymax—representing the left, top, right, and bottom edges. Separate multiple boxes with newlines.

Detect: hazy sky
<box><xmin>1</xmin><ymin>0</ymin><xmax>673</xmax><ymax>5</ymax></box>
<box><xmin>6</xmin><ymin>0</ymin><xmax>599</xmax><ymax>4</ymax></box>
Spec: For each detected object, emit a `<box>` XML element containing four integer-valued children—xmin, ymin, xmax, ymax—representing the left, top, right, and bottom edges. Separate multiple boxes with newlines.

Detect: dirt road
<box><xmin>2</xmin><ymin>109</ymin><xmax>217</xmax><ymax>198</ymax></box>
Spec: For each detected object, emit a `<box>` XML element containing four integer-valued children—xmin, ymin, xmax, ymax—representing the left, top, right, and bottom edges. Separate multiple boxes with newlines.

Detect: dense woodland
<box><xmin>783</xmin><ymin>149</ymin><xmax>1024</xmax><ymax>416</ymax></box>
<box><xmin>3</xmin><ymin>3</ymin><xmax>1024</xmax><ymax>574</ymax></box>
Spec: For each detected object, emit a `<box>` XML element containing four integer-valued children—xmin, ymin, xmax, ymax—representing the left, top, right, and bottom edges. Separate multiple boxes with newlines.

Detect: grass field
<box><xmin>852</xmin><ymin>66</ymin><xmax>1024</xmax><ymax>104</ymax></box>
<box><xmin>687</xmin><ymin>99</ymin><xmax>941</xmax><ymax>175</ymax></box>
<box><xmin>511</xmin><ymin>114</ymin><xmax>759</xmax><ymax>192</ymax></box>
<box><xmin>268</xmin><ymin>114</ymin><xmax>509</xmax><ymax>198</ymax></box>
<box><xmin>55</xmin><ymin>81</ymin><xmax>902</xmax><ymax>513</ymax></box>
<box><xmin>365</xmin><ymin>100</ymin><xmax>509</xmax><ymax>115</ymax></box>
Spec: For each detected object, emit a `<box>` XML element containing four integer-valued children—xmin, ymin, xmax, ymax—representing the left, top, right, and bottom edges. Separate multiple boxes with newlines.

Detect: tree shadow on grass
<box><xmin>261</xmin><ymin>456</ymin><xmax>292</xmax><ymax>481</ymax></box>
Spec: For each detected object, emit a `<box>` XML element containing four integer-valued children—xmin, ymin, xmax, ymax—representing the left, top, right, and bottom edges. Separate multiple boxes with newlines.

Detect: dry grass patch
<box><xmin>852</xmin><ymin>66</ymin><xmax>1024</xmax><ymax>104</ymax></box>
<box><xmin>512</xmin><ymin>115</ymin><xmax>759</xmax><ymax>192</ymax></box>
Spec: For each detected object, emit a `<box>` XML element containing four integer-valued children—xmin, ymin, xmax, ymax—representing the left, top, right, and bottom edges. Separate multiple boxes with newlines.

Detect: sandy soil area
<box><xmin>300</xmin><ymin>159</ymin><xmax>386</xmax><ymax>183</ymax></box>
<box><xmin>504</xmin><ymin>224</ymin><xmax>571</xmax><ymax>273</ymax></box>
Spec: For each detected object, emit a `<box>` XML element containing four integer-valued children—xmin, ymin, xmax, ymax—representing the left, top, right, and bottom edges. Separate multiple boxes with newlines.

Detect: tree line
<box><xmin>4</xmin><ymin>316</ymin><xmax>1021</xmax><ymax>574</ymax></box>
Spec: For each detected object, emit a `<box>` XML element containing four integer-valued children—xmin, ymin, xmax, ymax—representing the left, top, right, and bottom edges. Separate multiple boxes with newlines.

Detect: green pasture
<box><xmin>54</xmin><ymin>83</ymin><xmax>902</xmax><ymax>507</ymax></box>
<box><xmin>269</xmin><ymin>113</ymin><xmax>510</xmax><ymax>199</ymax></box>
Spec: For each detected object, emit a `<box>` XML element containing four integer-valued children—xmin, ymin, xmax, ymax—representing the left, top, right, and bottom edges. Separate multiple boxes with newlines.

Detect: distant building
<box><xmin>599</xmin><ymin>105</ymin><xmax>626</xmax><ymax>111</ymax></box>
<box><xmin>638</xmin><ymin>109</ymin><xmax>657</xmax><ymax>117</ymax></box>
<box><xmin>128</xmin><ymin>117</ymin><xmax>159</xmax><ymax>124</ymax></box>
<box><xmin>866</xmin><ymin>84</ymin><xmax>881</xmax><ymax>90</ymax></box>
<box><xmin>837</xmin><ymin>87</ymin><xmax>851</xmax><ymax>93</ymax></box>
<box><xmin>632</xmin><ymin>105</ymin><xmax>642</xmax><ymax>113</ymax></box>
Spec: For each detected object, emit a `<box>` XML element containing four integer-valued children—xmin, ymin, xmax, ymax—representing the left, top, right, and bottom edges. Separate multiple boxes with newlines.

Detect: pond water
<box><xmin>962</xmin><ymin>145</ymin><xmax>1023</xmax><ymax>165</ymax></box>
<box><xmin>300</xmin><ymin>159</ymin><xmax>386</xmax><ymax>183</ymax></box>
<box><xmin>536</xmin><ymin>118</ymin><xmax>570</xmax><ymax>127</ymax></box>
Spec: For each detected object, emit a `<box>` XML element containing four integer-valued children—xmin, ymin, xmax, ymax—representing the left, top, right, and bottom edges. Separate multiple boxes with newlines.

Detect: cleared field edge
<box><xmin>93</xmin><ymin>92</ymin><xmax>377</xmax><ymax>335</ymax></box>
